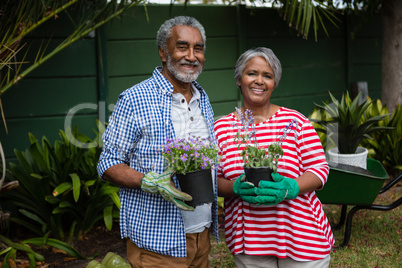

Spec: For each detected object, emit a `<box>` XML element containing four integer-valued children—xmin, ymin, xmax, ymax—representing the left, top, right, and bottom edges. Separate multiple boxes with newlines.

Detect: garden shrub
<box><xmin>310</xmin><ymin>97</ymin><xmax>401</xmax><ymax>177</ymax></box>
<box><xmin>2</xmin><ymin>120</ymin><xmax>120</xmax><ymax>240</ymax></box>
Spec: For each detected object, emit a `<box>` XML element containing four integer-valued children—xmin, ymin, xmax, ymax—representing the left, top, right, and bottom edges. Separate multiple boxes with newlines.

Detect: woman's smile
<box><xmin>239</xmin><ymin>56</ymin><xmax>275</xmax><ymax>107</ymax></box>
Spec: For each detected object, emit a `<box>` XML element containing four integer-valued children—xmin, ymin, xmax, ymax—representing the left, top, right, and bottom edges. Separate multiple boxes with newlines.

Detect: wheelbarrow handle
<box><xmin>379</xmin><ymin>173</ymin><xmax>402</xmax><ymax>194</ymax></box>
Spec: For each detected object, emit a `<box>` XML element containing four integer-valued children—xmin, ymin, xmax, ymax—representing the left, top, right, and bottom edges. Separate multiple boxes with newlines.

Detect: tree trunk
<box><xmin>381</xmin><ymin>0</ymin><xmax>402</xmax><ymax>113</ymax></box>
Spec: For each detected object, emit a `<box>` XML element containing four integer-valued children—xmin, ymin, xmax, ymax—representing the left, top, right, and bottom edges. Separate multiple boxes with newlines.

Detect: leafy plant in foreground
<box><xmin>0</xmin><ymin>234</ymin><xmax>84</xmax><ymax>268</ymax></box>
<box><xmin>2</xmin><ymin>121</ymin><xmax>120</xmax><ymax>240</ymax></box>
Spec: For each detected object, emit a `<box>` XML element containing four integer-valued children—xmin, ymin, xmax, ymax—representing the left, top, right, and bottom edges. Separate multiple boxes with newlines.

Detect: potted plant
<box><xmin>161</xmin><ymin>136</ymin><xmax>219</xmax><ymax>207</ymax></box>
<box><xmin>313</xmin><ymin>91</ymin><xmax>392</xmax><ymax>169</ymax></box>
<box><xmin>234</xmin><ymin>108</ymin><xmax>295</xmax><ymax>185</ymax></box>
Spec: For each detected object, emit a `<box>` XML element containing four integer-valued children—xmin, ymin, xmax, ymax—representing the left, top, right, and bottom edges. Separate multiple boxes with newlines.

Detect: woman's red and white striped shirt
<box><xmin>214</xmin><ymin>107</ymin><xmax>334</xmax><ymax>261</ymax></box>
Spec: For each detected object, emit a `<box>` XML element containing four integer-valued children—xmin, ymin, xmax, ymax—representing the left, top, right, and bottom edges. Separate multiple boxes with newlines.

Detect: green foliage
<box><xmin>2</xmin><ymin>121</ymin><xmax>119</xmax><ymax>240</ymax></box>
<box><xmin>0</xmin><ymin>234</ymin><xmax>85</xmax><ymax>267</ymax></box>
<box><xmin>0</xmin><ymin>0</ymin><xmax>144</xmax><ymax>95</ymax></box>
<box><xmin>361</xmin><ymin>102</ymin><xmax>402</xmax><ymax>177</ymax></box>
<box><xmin>309</xmin><ymin>106</ymin><xmax>333</xmax><ymax>150</ymax></box>
<box><xmin>240</xmin><ymin>144</ymin><xmax>283</xmax><ymax>171</ymax></box>
<box><xmin>279</xmin><ymin>0</ymin><xmax>341</xmax><ymax>40</ymax></box>
<box><xmin>313</xmin><ymin>91</ymin><xmax>393</xmax><ymax>154</ymax></box>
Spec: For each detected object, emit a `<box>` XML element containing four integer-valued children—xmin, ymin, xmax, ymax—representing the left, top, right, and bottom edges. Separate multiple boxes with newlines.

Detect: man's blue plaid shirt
<box><xmin>97</xmin><ymin>67</ymin><xmax>219</xmax><ymax>257</ymax></box>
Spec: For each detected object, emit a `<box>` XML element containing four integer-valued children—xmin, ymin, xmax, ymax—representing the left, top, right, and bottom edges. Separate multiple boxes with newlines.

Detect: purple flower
<box><xmin>161</xmin><ymin>136</ymin><xmax>219</xmax><ymax>174</ymax></box>
<box><xmin>180</xmin><ymin>153</ymin><xmax>188</xmax><ymax>161</ymax></box>
<box><xmin>277</xmin><ymin>119</ymin><xmax>298</xmax><ymax>143</ymax></box>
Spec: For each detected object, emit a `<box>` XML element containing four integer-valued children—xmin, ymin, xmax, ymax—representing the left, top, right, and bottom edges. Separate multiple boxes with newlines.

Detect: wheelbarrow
<box><xmin>316</xmin><ymin>158</ymin><xmax>402</xmax><ymax>248</ymax></box>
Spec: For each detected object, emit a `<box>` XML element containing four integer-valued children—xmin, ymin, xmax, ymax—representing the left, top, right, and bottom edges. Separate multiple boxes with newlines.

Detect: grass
<box><xmin>209</xmin><ymin>184</ymin><xmax>401</xmax><ymax>268</ymax></box>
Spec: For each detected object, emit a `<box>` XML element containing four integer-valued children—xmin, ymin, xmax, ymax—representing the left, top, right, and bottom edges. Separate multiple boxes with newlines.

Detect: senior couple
<box><xmin>97</xmin><ymin>16</ymin><xmax>334</xmax><ymax>268</ymax></box>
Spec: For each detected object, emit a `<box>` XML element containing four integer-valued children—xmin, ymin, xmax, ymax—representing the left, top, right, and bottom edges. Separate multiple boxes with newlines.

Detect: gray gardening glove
<box><xmin>141</xmin><ymin>170</ymin><xmax>194</xmax><ymax>211</ymax></box>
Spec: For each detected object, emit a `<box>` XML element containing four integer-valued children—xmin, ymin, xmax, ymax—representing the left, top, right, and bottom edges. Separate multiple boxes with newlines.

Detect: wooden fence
<box><xmin>0</xmin><ymin>5</ymin><xmax>382</xmax><ymax>159</ymax></box>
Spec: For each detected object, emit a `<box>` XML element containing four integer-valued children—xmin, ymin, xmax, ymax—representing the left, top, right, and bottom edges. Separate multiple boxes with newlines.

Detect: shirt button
<box><xmin>188</xmin><ymin>107</ymin><xmax>191</xmax><ymax>111</ymax></box>
<box><xmin>181</xmin><ymin>99</ymin><xmax>185</xmax><ymax>103</ymax></box>
<box><xmin>190</xmin><ymin>117</ymin><xmax>194</xmax><ymax>121</ymax></box>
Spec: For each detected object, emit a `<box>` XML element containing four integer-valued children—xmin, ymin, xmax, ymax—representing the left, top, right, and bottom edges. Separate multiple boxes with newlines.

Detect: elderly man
<box><xmin>97</xmin><ymin>16</ymin><xmax>218</xmax><ymax>268</ymax></box>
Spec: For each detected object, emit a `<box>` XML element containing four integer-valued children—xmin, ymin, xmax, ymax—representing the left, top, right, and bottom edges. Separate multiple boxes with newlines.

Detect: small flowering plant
<box><xmin>161</xmin><ymin>136</ymin><xmax>219</xmax><ymax>175</ymax></box>
<box><xmin>234</xmin><ymin>107</ymin><xmax>297</xmax><ymax>172</ymax></box>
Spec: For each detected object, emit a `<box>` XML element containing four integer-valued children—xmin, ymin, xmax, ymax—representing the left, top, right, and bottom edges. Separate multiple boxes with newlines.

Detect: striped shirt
<box><xmin>214</xmin><ymin>107</ymin><xmax>334</xmax><ymax>261</ymax></box>
<box><xmin>97</xmin><ymin>67</ymin><xmax>219</xmax><ymax>257</ymax></box>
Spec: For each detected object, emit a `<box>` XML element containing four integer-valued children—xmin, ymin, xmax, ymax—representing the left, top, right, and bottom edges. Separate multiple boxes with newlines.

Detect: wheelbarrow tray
<box><xmin>316</xmin><ymin>158</ymin><xmax>389</xmax><ymax>205</ymax></box>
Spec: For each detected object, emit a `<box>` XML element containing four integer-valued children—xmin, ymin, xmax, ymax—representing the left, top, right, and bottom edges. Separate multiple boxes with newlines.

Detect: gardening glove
<box><xmin>101</xmin><ymin>252</ymin><xmax>131</xmax><ymax>267</ymax></box>
<box><xmin>141</xmin><ymin>170</ymin><xmax>194</xmax><ymax>211</ymax></box>
<box><xmin>254</xmin><ymin>173</ymin><xmax>299</xmax><ymax>205</ymax></box>
<box><xmin>233</xmin><ymin>174</ymin><xmax>258</xmax><ymax>204</ymax></box>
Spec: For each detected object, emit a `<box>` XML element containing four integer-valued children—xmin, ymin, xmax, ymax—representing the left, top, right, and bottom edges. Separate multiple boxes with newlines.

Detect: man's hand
<box><xmin>233</xmin><ymin>174</ymin><xmax>258</xmax><ymax>204</ymax></box>
<box><xmin>254</xmin><ymin>173</ymin><xmax>299</xmax><ymax>205</ymax></box>
<box><xmin>141</xmin><ymin>170</ymin><xmax>194</xmax><ymax>211</ymax></box>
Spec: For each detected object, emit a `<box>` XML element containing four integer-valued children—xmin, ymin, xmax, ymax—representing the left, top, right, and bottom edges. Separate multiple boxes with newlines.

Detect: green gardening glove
<box><xmin>141</xmin><ymin>170</ymin><xmax>194</xmax><ymax>211</ymax></box>
<box><xmin>233</xmin><ymin>174</ymin><xmax>258</xmax><ymax>204</ymax></box>
<box><xmin>254</xmin><ymin>173</ymin><xmax>299</xmax><ymax>205</ymax></box>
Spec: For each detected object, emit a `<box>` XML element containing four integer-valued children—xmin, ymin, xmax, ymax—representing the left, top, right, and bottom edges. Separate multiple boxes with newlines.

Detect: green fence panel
<box><xmin>0</xmin><ymin>5</ymin><xmax>382</xmax><ymax>160</ymax></box>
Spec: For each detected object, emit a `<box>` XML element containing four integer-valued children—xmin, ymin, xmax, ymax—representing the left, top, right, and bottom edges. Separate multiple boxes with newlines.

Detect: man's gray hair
<box><xmin>234</xmin><ymin>47</ymin><xmax>282</xmax><ymax>88</ymax></box>
<box><xmin>156</xmin><ymin>16</ymin><xmax>206</xmax><ymax>52</ymax></box>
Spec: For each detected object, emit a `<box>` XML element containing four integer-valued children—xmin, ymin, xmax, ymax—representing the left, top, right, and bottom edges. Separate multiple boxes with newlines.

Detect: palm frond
<box><xmin>0</xmin><ymin>0</ymin><xmax>145</xmax><ymax>96</ymax></box>
<box><xmin>280</xmin><ymin>0</ymin><xmax>340</xmax><ymax>40</ymax></box>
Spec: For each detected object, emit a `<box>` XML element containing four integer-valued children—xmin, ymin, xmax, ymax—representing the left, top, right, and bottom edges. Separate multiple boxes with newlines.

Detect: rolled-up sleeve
<box><xmin>97</xmin><ymin>93</ymin><xmax>141</xmax><ymax>179</ymax></box>
<box><xmin>299</xmin><ymin>120</ymin><xmax>329</xmax><ymax>189</ymax></box>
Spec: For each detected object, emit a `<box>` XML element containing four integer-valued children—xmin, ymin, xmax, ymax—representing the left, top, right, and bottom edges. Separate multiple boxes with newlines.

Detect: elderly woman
<box><xmin>214</xmin><ymin>47</ymin><xmax>334</xmax><ymax>268</ymax></box>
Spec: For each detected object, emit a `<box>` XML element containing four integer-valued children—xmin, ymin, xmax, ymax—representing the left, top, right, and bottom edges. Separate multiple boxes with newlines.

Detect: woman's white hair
<box><xmin>234</xmin><ymin>47</ymin><xmax>282</xmax><ymax>88</ymax></box>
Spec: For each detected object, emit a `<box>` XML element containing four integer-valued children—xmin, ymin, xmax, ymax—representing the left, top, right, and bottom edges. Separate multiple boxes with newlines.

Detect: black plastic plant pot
<box><xmin>176</xmin><ymin>169</ymin><xmax>214</xmax><ymax>207</ymax></box>
<box><xmin>244</xmin><ymin>167</ymin><xmax>274</xmax><ymax>186</ymax></box>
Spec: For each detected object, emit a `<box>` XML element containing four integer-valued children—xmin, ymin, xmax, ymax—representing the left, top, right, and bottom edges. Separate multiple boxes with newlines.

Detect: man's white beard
<box><xmin>166</xmin><ymin>53</ymin><xmax>203</xmax><ymax>83</ymax></box>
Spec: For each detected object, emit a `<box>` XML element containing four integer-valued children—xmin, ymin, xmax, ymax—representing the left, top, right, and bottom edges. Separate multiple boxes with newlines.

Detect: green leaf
<box><xmin>14</xmin><ymin>149</ymin><xmax>33</xmax><ymax>175</ymax></box>
<box><xmin>18</xmin><ymin>209</ymin><xmax>47</xmax><ymax>228</ymax></box>
<box><xmin>103</xmin><ymin>206</ymin><xmax>113</xmax><ymax>231</ymax></box>
<box><xmin>45</xmin><ymin>195</ymin><xmax>60</xmax><ymax>204</ymax></box>
<box><xmin>108</xmin><ymin>192</ymin><xmax>121</xmax><ymax>209</ymax></box>
<box><xmin>0</xmin><ymin>235</ymin><xmax>44</xmax><ymax>260</ymax></box>
<box><xmin>0</xmin><ymin>246</ymin><xmax>12</xmax><ymax>256</ymax></box>
<box><xmin>52</xmin><ymin>207</ymin><xmax>68</xmax><ymax>214</ymax></box>
<box><xmin>9</xmin><ymin>217</ymin><xmax>43</xmax><ymax>236</ymax></box>
<box><xmin>44</xmin><ymin>138</ymin><xmax>62</xmax><ymax>179</ymax></box>
<box><xmin>70</xmin><ymin>173</ymin><xmax>81</xmax><ymax>202</ymax></box>
<box><xmin>53</xmin><ymin>182</ymin><xmax>72</xmax><ymax>196</ymax></box>
<box><xmin>99</xmin><ymin>185</ymin><xmax>119</xmax><ymax>196</ymax></box>
<box><xmin>27</xmin><ymin>253</ymin><xmax>37</xmax><ymax>267</ymax></box>
<box><xmin>23</xmin><ymin>237</ymin><xmax>85</xmax><ymax>259</ymax></box>
<box><xmin>3</xmin><ymin>248</ymin><xmax>17</xmax><ymax>268</ymax></box>
<box><xmin>84</xmin><ymin>180</ymin><xmax>96</xmax><ymax>187</ymax></box>
<box><xmin>30</xmin><ymin>173</ymin><xmax>44</xmax><ymax>179</ymax></box>
<box><xmin>28</xmin><ymin>132</ymin><xmax>38</xmax><ymax>144</ymax></box>
<box><xmin>28</xmin><ymin>142</ymin><xmax>48</xmax><ymax>173</ymax></box>
<box><xmin>59</xmin><ymin>201</ymin><xmax>73</xmax><ymax>208</ymax></box>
